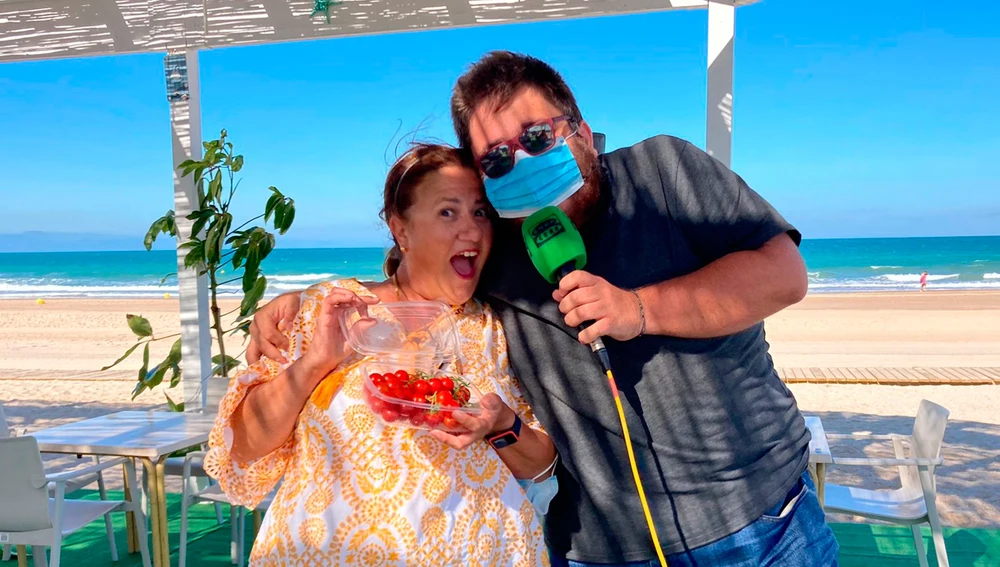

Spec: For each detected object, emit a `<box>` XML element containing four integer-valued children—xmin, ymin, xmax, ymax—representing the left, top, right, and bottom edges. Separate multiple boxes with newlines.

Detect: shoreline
<box><xmin>2</xmin><ymin>290</ymin><xmax>999</xmax><ymax>379</ymax></box>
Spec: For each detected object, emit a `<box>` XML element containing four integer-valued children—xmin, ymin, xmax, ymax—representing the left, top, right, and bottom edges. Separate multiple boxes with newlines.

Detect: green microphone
<box><xmin>522</xmin><ymin>206</ymin><xmax>611</xmax><ymax>370</ymax></box>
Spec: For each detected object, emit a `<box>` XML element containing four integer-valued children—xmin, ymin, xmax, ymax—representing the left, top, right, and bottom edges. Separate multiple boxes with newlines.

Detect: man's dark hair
<box><xmin>451</xmin><ymin>51</ymin><xmax>583</xmax><ymax>150</ymax></box>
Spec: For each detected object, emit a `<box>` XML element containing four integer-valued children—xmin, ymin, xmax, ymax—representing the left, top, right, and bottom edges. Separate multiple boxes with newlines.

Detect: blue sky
<box><xmin>0</xmin><ymin>0</ymin><xmax>998</xmax><ymax>251</ymax></box>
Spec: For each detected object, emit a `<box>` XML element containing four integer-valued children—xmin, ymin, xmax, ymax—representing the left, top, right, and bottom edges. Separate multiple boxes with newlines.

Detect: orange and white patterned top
<box><xmin>204</xmin><ymin>279</ymin><xmax>550</xmax><ymax>567</ymax></box>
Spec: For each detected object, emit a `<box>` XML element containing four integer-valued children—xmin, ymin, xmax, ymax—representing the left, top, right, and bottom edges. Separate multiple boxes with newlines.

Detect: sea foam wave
<box><xmin>269</xmin><ymin>273</ymin><xmax>336</xmax><ymax>282</ymax></box>
<box><xmin>881</xmin><ymin>273</ymin><xmax>959</xmax><ymax>283</ymax></box>
<box><xmin>809</xmin><ymin>280</ymin><xmax>1000</xmax><ymax>292</ymax></box>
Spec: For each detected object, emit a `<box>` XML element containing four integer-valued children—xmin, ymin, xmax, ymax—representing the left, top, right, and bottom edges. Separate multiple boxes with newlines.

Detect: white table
<box><xmin>804</xmin><ymin>415</ymin><xmax>832</xmax><ymax>508</ymax></box>
<box><xmin>32</xmin><ymin>411</ymin><xmax>217</xmax><ymax>567</ymax></box>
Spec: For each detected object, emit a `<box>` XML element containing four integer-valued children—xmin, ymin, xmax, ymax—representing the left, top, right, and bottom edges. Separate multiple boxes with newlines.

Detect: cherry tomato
<box><xmin>380</xmin><ymin>408</ymin><xmax>400</xmax><ymax>422</ymax></box>
<box><xmin>436</xmin><ymin>391</ymin><xmax>454</xmax><ymax>405</ymax></box>
<box><xmin>376</xmin><ymin>384</ymin><xmax>393</xmax><ymax>397</ymax></box>
<box><xmin>454</xmin><ymin>387</ymin><xmax>471</xmax><ymax>405</ymax></box>
<box><xmin>391</xmin><ymin>388</ymin><xmax>407</xmax><ymax>401</ymax></box>
<box><xmin>413</xmin><ymin>380</ymin><xmax>431</xmax><ymax>396</ymax></box>
<box><xmin>439</xmin><ymin>378</ymin><xmax>454</xmax><ymax>392</ymax></box>
<box><xmin>409</xmin><ymin>412</ymin><xmax>425</xmax><ymax>426</ymax></box>
<box><xmin>370</xmin><ymin>372</ymin><xmax>384</xmax><ymax>383</ymax></box>
<box><xmin>427</xmin><ymin>378</ymin><xmax>443</xmax><ymax>392</ymax></box>
<box><xmin>384</xmin><ymin>376</ymin><xmax>400</xmax><ymax>391</ymax></box>
<box><xmin>443</xmin><ymin>399</ymin><xmax>460</xmax><ymax>408</ymax></box>
<box><xmin>424</xmin><ymin>412</ymin><xmax>443</xmax><ymax>426</ymax></box>
<box><xmin>412</xmin><ymin>394</ymin><xmax>428</xmax><ymax>405</ymax></box>
<box><xmin>369</xmin><ymin>398</ymin><xmax>385</xmax><ymax>413</ymax></box>
<box><xmin>397</xmin><ymin>404</ymin><xmax>415</xmax><ymax>417</ymax></box>
<box><xmin>398</xmin><ymin>386</ymin><xmax>413</xmax><ymax>400</ymax></box>
<box><xmin>442</xmin><ymin>416</ymin><xmax>459</xmax><ymax>429</ymax></box>
<box><xmin>394</xmin><ymin>370</ymin><xmax>410</xmax><ymax>382</ymax></box>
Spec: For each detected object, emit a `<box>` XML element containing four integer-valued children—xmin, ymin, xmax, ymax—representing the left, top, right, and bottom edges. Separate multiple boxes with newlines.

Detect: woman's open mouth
<box><xmin>450</xmin><ymin>250</ymin><xmax>479</xmax><ymax>280</ymax></box>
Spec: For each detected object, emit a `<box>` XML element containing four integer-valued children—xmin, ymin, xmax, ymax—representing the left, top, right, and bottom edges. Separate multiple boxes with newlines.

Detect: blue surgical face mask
<box><xmin>483</xmin><ymin>137</ymin><xmax>584</xmax><ymax>219</ymax></box>
<box><xmin>517</xmin><ymin>474</ymin><xmax>559</xmax><ymax>517</ymax></box>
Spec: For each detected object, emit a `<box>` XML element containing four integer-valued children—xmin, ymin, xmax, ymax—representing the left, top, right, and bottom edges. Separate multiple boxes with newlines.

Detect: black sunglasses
<box><xmin>478</xmin><ymin>116</ymin><xmax>576</xmax><ymax>179</ymax></box>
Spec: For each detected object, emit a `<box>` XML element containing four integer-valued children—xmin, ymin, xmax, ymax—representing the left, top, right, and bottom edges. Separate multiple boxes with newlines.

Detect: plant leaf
<box><xmin>164</xmin><ymin>210</ymin><xmax>177</xmax><ymax>234</ymax></box>
<box><xmin>169</xmin><ymin>364</ymin><xmax>182</xmax><ymax>389</ymax></box>
<box><xmin>265</xmin><ymin>189</ymin><xmax>282</xmax><ymax>222</ymax></box>
<box><xmin>279</xmin><ymin>202</ymin><xmax>295</xmax><ymax>234</ymax></box>
<box><xmin>232</xmin><ymin>246</ymin><xmax>247</xmax><ymax>269</ymax></box>
<box><xmin>165</xmin><ymin>393</ymin><xmax>184</xmax><ymax>412</ymax></box>
<box><xmin>131</xmin><ymin>380</ymin><xmax>148</xmax><ymax>400</ymax></box>
<box><xmin>183</xmin><ymin>241</ymin><xmax>205</xmax><ymax>269</ymax></box>
<box><xmin>211</xmin><ymin>354</ymin><xmax>241</xmax><ymax>376</ymax></box>
<box><xmin>232</xmin><ymin>155</ymin><xmax>244</xmax><ymax>173</ymax></box>
<box><xmin>274</xmin><ymin>202</ymin><xmax>286</xmax><ymax>229</ymax></box>
<box><xmin>136</xmin><ymin>346</ymin><xmax>150</xmax><ymax>390</ymax></box>
<box><xmin>214</xmin><ymin>212</ymin><xmax>233</xmax><ymax>263</ymax></box>
<box><xmin>167</xmin><ymin>338</ymin><xmax>182</xmax><ymax>364</ymax></box>
<box><xmin>143</xmin><ymin>211</ymin><xmax>177</xmax><ymax>251</ymax></box>
<box><xmin>190</xmin><ymin>210</ymin><xmax>213</xmax><ymax>239</ymax></box>
<box><xmin>102</xmin><ymin>342</ymin><xmax>142</xmax><ymax>371</ymax></box>
<box><xmin>147</xmin><ymin>362</ymin><xmax>169</xmax><ymax>389</ymax></box>
<box><xmin>209</xmin><ymin>171</ymin><xmax>223</xmax><ymax>204</ymax></box>
<box><xmin>143</xmin><ymin>219</ymin><xmax>164</xmax><ymax>251</ymax></box>
<box><xmin>229</xmin><ymin>319</ymin><xmax>252</xmax><ymax>336</ymax></box>
<box><xmin>127</xmin><ymin>314</ymin><xmax>153</xmax><ymax>338</ymax></box>
<box><xmin>240</xmin><ymin>275</ymin><xmax>267</xmax><ymax>318</ymax></box>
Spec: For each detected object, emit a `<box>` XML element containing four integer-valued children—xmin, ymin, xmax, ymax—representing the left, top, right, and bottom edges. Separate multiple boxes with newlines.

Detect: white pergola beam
<box><xmin>706</xmin><ymin>0</ymin><xmax>734</xmax><ymax>167</ymax></box>
<box><xmin>167</xmin><ymin>49</ymin><xmax>213</xmax><ymax>411</ymax></box>
<box><xmin>0</xmin><ymin>1</ymin><xmax>759</xmax><ymax>64</ymax></box>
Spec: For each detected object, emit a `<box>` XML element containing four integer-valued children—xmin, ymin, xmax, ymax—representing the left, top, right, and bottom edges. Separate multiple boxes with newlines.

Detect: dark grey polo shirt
<box><xmin>480</xmin><ymin>135</ymin><xmax>811</xmax><ymax>562</ymax></box>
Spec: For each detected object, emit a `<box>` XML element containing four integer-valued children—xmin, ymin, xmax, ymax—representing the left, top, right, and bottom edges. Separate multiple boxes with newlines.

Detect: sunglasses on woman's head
<box><xmin>478</xmin><ymin>115</ymin><xmax>577</xmax><ymax>179</ymax></box>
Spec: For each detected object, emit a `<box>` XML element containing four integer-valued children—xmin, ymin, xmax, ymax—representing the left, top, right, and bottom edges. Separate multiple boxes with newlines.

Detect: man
<box><xmin>249</xmin><ymin>52</ymin><xmax>838</xmax><ymax>566</ymax></box>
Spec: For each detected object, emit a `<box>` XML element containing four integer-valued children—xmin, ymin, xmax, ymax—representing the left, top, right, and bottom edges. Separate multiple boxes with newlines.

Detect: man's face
<box><xmin>466</xmin><ymin>87</ymin><xmax>602</xmax><ymax>229</ymax></box>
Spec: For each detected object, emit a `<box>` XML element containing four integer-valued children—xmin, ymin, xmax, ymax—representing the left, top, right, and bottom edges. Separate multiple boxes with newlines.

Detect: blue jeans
<box><xmin>550</xmin><ymin>471</ymin><xmax>839</xmax><ymax>567</ymax></box>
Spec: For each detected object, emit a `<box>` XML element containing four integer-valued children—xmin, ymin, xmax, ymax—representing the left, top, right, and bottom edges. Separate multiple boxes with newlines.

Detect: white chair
<box><xmin>823</xmin><ymin>399</ymin><xmax>951</xmax><ymax>567</ymax></box>
<box><xmin>162</xmin><ymin>378</ymin><xmax>229</xmax><ymax>524</ymax></box>
<box><xmin>0</xmin><ymin>436</ymin><xmax>151</xmax><ymax>567</ymax></box>
<box><xmin>178</xmin><ymin>451</ymin><xmax>277</xmax><ymax>567</ymax></box>
<box><xmin>0</xmin><ymin>403</ymin><xmax>122</xmax><ymax>565</ymax></box>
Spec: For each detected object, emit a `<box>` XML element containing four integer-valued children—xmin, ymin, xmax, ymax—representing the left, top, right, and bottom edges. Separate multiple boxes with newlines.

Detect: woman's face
<box><xmin>392</xmin><ymin>164</ymin><xmax>493</xmax><ymax>305</ymax></box>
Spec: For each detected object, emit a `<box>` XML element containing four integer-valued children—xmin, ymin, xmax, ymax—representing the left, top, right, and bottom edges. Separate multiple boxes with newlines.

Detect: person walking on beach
<box><xmin>250</xmin><ymin>51</ymin><xmax>838</xmax><ymax>566</ymax></box>
<box><xmin>921</xmin><ymin>271</ymin><xmax>929</xmax><ymax>291</ymax></box>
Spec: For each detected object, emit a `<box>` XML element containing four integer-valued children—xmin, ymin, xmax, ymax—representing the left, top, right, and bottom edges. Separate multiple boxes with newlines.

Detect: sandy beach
<box><xmin>2</xmin><ymin>290</ymin><xmax>999</xmax><ymax>528</ymax></box>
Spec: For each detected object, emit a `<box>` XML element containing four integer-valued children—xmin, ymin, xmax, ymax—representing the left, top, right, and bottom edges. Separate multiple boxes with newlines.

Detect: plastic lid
<box><xmin>339</xmin><ymin>301</ymin><xmax>461</xmax><ymax>370</ymax></box>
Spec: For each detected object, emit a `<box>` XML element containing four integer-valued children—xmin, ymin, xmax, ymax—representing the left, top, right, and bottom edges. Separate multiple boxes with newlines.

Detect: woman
<box><xmin>204</xmin><ymin>144</ymin><xmax>556</xmax><ymax>566</ymax></box>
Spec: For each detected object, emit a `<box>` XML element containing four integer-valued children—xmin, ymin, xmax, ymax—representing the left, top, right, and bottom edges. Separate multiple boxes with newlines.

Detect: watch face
<box><xmin>491</xmin><ymin>432</ymin><xmax>518</xmax><ymax>449</ymax></box>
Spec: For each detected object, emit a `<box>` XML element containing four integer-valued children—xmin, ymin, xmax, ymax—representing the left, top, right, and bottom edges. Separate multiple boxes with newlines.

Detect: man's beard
<box><xmin>560</xmin><ymin>138</ymin><xmax>603</xmax><ymax>229</ymax></box>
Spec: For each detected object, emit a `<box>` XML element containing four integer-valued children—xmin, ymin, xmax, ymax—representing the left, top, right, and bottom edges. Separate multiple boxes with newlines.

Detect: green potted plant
<box><xmin>104</xmin><ymin>129</ymin><xmax>295</xmax><ymax>410</ymax></box>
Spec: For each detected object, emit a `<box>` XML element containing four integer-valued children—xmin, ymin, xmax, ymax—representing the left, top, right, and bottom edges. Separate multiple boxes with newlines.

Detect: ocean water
<box><xmin>0</xmin><ymin>236</ymin><xmax>998</xmax><ymax>298</ymax></box>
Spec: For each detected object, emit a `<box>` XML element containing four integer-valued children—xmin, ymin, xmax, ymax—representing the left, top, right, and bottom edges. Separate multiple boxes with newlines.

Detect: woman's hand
<box><xmin>429</xmin><ymin>394</ymin><xmax>513</xmax><ymax>450</ymax></box>
<box><xmin>299</xmin><ymin>289</ymin><xmax>377</xmax><ymax>377</ymax></box>
<box><xmin>248</xmin><ymin>292</ymin><xmax>303</xmax><ymax>364</ymax></box>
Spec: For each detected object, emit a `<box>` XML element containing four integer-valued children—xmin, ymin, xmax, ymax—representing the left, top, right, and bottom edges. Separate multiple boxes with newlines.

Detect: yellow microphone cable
<box><xmin>593</xmin><ymin>346</ymin><xmax>668</xmax><ymax>567</ymax></box>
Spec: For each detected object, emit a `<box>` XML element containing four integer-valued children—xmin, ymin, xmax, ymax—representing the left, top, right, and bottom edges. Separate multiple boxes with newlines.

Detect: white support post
<box><xmin>707</xmin><ymin>0</ymin><xmax>735</xmax><ymax>168</ymax></box>
<box><xmin>166</xmin><ymin>49</ymin><xmax>212</xmax><ymax>411</ymax></box>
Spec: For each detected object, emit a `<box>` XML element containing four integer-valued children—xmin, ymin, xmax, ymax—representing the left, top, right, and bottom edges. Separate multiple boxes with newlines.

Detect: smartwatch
<box><xmin>485</xmin><ymin>414</ymin><xmax>522</xmax><ymax>450</ymax></box>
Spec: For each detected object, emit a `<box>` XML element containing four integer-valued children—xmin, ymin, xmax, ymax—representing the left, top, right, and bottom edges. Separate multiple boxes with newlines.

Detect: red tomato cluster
<box><xmin>364</xmin><ymin>369</ymin><xmax>474</xmax><ymax>430</ymax></box>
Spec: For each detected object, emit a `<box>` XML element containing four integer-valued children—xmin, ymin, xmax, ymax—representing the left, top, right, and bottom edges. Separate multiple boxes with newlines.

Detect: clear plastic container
<box><xmin>360</xmin><ymin>361</ymin><xmax>483</xmax><ymax>432</ymax></box>
<box><xmin>339</xmin><ymin>301</ymin><xmax>462</xmax><ymax>371</ymax></box>
<box><xmin>340</xmin><ymin>301</ymin><xmax>482</xmax><ymax>431</ymax></box>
